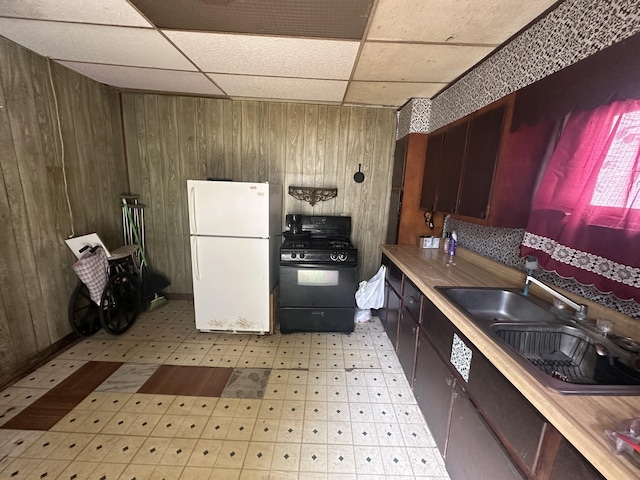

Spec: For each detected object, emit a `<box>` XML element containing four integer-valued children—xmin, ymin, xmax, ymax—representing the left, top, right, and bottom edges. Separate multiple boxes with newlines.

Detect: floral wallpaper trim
<box><xmin>450</xmin><ymin>333</ymin><xmax>472</xmax><ymax>383</ymax></box>
<box><xmin>522</xmin><ymin>232</ymin><xmax>640</xmax><ymax>289</ymax></box>
<box><xmin>403</xmin><ymin>0</ymin><xmax>640</xmax><ymax>134</ymax></box>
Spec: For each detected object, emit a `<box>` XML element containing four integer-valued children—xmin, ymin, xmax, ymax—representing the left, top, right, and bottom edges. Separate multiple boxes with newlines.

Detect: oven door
<box><xmin>280</xmin><ymin>263</ymin><xmax>357</xmax><ymax>307</ymax></box>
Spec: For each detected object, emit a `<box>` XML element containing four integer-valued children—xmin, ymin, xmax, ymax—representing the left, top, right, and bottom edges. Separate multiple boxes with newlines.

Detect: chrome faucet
<box><xmin>524</xmin><ymin>275</ymin><xmax>588</xmax><ymax>320</ymax></box>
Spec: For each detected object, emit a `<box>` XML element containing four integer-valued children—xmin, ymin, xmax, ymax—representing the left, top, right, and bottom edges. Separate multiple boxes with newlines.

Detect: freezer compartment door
<box><xmin>191</xmin><ymin>236</ymin><xmax>271</xmax><ymax>333</ymax></box>
<box><xmin>188</xmin><ymin>180</ymin><xmax>280</xmax><ymax>237</ymax></box>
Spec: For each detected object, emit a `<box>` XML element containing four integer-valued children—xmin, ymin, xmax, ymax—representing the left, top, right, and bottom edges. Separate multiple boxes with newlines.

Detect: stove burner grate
<box><xmin>288</xmin><ymin>241</ymin><xmax>309</xmax><ymax>248</ymax></box>
<box><xmin>328</xmin><ymin>240</ymin><xmax>350</xmax><ymax>249</ymax></box>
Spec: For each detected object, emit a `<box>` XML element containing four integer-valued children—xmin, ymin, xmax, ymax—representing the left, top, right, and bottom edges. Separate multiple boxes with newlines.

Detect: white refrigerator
<box><xmin>187</xmin><ymin>180</ymin><xmax>282</xmax><ymax>333</ymax></box>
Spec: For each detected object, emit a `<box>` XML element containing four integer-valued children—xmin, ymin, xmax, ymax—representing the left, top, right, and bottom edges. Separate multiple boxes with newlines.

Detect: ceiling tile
<box><xmin>354</xmin><ymin>42</ymin><xmax>495</xmax><ymax>82</ymax></box>
<box><xmin>130</xmin><ymin>0</ymin><xmax>373</xmax><ymax>39</ymax></box>
<box><xmin>0</xmin><ymin>19</ymin><xmax>195</xmax><ymax>70</ymax></box>
<box><xmin>345</xmin><ymin>81</ymin><xmax>447</xmax><ymax>107</ymax></box>
<box><xmin>57</xmin><ymin>62</ymin><xmax>223</xmax><ymax>96</ymax></box>
<box><xmin>207</xmin><ymin>74</ymin><xmax>346</xmax><ymax>103</ymax></box>
<box><xmin>165</xmin><ymin>31</ymin><xmax>359</xmax><ymax>79</ymax></box>
<box><xmin>0</xmin><ymin>0</ymin><xmax>152</xmax><ymax>27</ymax></box>
<box><xmin>368</xmin><ymin>0</ymin><xmax>558</xmax><ymax>44</ymax></box>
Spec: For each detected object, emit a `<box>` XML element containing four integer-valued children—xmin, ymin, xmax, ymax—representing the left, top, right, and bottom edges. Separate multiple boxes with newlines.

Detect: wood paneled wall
<box><xmin>121</xmin><ymin>94</ymin><xmax>397</xmax><ymax>292</ymax></box>
<box><xmin>0</xmin><ymin>37</ymin><xmax>127</xmax><ymax>386</ymax></box>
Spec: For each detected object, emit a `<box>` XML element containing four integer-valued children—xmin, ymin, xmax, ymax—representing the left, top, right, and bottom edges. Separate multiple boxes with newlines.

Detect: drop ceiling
<box><xmin>0</xmin><ymin>0</ymin><xmax>561</xmax><ymax>108</ymax></box>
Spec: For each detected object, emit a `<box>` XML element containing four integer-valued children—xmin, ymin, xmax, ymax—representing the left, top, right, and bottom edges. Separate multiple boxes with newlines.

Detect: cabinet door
<box><xmin>446</xmin><ymin>384</ymin><xmax>525</xmax><ymax>480</ymax></box>
<box><xmin>420</xmin><ymin>132</ymin><xmax>444</xmax><ymax>211</ymax></box>
<box><xmin>467</xmin><ymin>348</ymin><xmax>546</xmax><ymax>475</ymax></box>
<box><xmin>386</xmin><ymin>189</ymin><xmax>402</xmax><ymax>244</ymax></box>
<box><xmin>422</xmin><ymin>297</ymin><xmax>456</xmax><ymax>361</ymax></box>
<box><xmin>398</xmin><ymin>312</ymin><xmax>419</xmax><ymax>385</ymax></box>
<box><xmin>435</xmin><ymin>121</ymin><xmax>468</xmax><ymax>213</ymax></box>
<box><xmin>549</xmin><ymin>439</ymin><xmax>605</xmax><ymax>480</ymax></box>
<box><xmin>413</xmin><ymin>329</ymin><xmax>455</xmax><ymax>455</ymax></box>
<box><xmin>392</xmin><ymin>136</ymin><xmax>408</xmax><ymax>188</ymax></box>
<box><xmin>384</xmin><ymin>284</ymin><xmax>401</xmax><ymax>350</ymax></box>
<box><xmin>457</xmin><ymin>104</ymin><xmax>506</xmax><ymax>219</ymax></box>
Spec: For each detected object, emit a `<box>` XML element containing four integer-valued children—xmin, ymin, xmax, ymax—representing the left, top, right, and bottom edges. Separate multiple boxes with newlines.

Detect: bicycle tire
<box><xmin>99</xmin><ymin>271</ymin><xmax>141</xmax><ymax>335</ymax></box>
<box><xmin>68</xmin><ymin>282</ymin><xmax>101</xmax><ymax>336</ymax></box>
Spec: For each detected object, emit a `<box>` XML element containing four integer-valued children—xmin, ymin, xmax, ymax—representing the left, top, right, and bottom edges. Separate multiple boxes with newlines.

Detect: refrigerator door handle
<box><xmin>191</xmin><ymin>236</ymin><xmax>201</xmax><ymax>281</ymax></box>
<box><xmin>189</xmin><ymin>186</ymin><xmax>197</xmax><ymax>234</ymax></box>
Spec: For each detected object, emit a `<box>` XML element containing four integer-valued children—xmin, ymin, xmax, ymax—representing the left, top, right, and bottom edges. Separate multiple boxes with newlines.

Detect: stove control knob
<box><xmin>299</xmin><ymin>253</ymin><xmax>305</xmax><ymax>259</ymax></box>
<box><xmin>330</xmin><ymin>253</ymin><xmax>338</xmax><ymax>261</ymax></box>
<box><xmin>290</xmin><ymin>253</ymin><xmax>297</xmax><ymax>259</ymax></box>
<box><xmin>338</xmin><ymin>252</ymin><xmax>348</xmax><ymax>261</ymax></box>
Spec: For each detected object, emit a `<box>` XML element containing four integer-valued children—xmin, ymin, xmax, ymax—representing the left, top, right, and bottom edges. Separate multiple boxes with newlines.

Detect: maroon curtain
<box><xmin>521</xmin><ymin>99</ymin><xmax>640</xmax><ymax>301</ymax></box>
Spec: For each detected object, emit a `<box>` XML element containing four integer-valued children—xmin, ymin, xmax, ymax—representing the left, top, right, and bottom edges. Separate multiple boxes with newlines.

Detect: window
<box><xmin>521</xmin><ymin>99</ymin><xmax>640</xmax><ymax>302</ymax></box>
<box><xmin>590</xmin><ymin>109</ymin><xmax>640</xmax><ymax>210</ymax></box>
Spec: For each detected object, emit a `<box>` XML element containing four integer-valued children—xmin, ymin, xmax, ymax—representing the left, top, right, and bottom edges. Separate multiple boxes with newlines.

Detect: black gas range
<box><xmin>279</xmin><ymin>215</ymin><xmax>357</xmax><ymax>334</ymax></box>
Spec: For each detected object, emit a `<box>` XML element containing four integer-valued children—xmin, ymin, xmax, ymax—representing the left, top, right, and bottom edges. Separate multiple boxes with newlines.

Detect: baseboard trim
<box><xmin>0</xmin><ymin>333</ymin><xmax>78</xmax><ymax>391</ymax></box>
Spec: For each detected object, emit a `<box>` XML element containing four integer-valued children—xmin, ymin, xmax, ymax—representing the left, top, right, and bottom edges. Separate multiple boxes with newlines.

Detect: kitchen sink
<box><xmin>436</xmin><ymin>287</ymin><xmax>640</xmax><ymax>395</ymax></box>
<box><xmin>442</xmin><ymin>287</ymin><xmax>556</xmax><ymax>323</ymax></box>
<box><xmin>492</xmin><ymin>323</ymin><xmax>640</xmax><ymax>394</ymax></box>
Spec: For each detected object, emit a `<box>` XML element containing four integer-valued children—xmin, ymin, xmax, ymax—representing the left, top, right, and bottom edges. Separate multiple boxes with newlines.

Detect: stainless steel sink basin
<box><xmin>442</xmin><ymin>287</ymin><xmax>556</xmax><ymax>323</ymax></box>
<box><xmin>436</xmin><ymin>287</ymin><xmax>640</xmax><ymax>395</ymax></box>
<box><xmin>492</xmin><ymin>323</ymin><xmax>640</xmax><ymax>395</ymax></box>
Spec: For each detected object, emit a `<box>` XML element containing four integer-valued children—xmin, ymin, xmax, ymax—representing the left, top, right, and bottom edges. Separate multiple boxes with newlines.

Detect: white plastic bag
<box><xmin>354</xmin><ymin>308</ymin><xmax>372</xmax><ymax>323</ymax></box>
<box><xmin>355</xmin><ymin>265</ymin><xmax>386</xmax><ymax>309</ymax></box>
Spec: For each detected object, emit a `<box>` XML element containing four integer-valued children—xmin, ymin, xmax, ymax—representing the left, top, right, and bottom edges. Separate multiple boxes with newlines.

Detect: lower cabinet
<box><xmin>397</xmin><ymin>278</ymin><xmax>421</xmax><ymax>384</ymax></box>
<box><xmin>381</xmin><ymin>254</ymin><xmax>402</xmax><ymax>349</ymax></box>
<box><xmin>403</xmin><ymin>293</ymin><xmax>604</xmax><ymax>480</ymax></box>
<box><xmin>467</xmin><ymin>347</ymin><xmax>546</xmax><ymax>474</ymax></box>
<box><xmin>446</xmin><ymin>383</ymin><xmax>525</xmax><ymax>480</ymax></box>
<box><xmin>549</xmin><ymin>439</ymin><xmax>606</xmax><ymax>480</ymax></box>
<box><xmin>383</xmin><ymin>283</ymin><xmax>401</xmax><ymax>350</ymax></box>
<box><xmin>398</xmin><ymin>312</ymin><xmax>419</xmax><ymax>384</ymax></box>
<box><xmin>413</xmin><ymin>328</ymin><xmax>454</xmax><ymax>455</ymax></box>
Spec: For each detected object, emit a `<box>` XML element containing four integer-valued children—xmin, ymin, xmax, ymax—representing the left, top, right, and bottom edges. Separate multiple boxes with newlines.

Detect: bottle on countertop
<box><xmin>448</xmin><ymin>230</ymin><xmax>457</xmax><ymax>257</ymax></box>
<box><xmin>443</xmin><ymin>232</ymin><xmax>450</xmax><ymax>253</ymax></box>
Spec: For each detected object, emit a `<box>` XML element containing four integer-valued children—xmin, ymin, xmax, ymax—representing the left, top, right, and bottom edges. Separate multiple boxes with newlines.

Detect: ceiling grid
<box><xmin>0</xmin><ymin>0</ymin><xmax>561</xmax><ymax>107</ymax></box>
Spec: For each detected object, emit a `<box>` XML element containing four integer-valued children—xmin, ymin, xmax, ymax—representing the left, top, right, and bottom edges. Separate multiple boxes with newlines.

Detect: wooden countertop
<box><xmin>380</xmin><ymin>244</ymin><xmax>640</xmax><ymax>480</ymax></box>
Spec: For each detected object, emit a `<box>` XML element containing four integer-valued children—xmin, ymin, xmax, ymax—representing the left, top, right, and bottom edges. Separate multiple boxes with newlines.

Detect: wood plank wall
<box><xmin>0</xmin><ymin>37</ymin><xmax>127</xmax><ymax>386</ymax></box>
<box><xmin>121</xmin><ymin>94</ymin><xmax>397</xmax><ymax>292</ymax></box>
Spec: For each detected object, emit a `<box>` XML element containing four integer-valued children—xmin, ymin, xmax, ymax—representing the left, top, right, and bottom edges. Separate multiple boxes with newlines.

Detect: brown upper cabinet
<box><xmin>420</xmin><ymin>94</ymin><xmax>554</xmax><ymax>228</ymax></box>
<box><xmin>434</xmin><ymin>121</ymin><xmax>468</xmax><ymax>214</ymax></box>
<box><xmin>419</xmin><ymin>132</ymin><xmax>443</xmax><ymax>213</ymax></box>
<box><xmin>457</xmin><ymin>103</ymin><xmax>506</xmax><ymax>218</ymax></box>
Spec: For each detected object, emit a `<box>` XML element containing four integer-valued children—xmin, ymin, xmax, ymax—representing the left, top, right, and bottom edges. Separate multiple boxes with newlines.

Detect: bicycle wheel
<box><xmin>99</xmin><ymin>271</ymin><xmax>141</xmax><ymax>334</ymax></box>
<box><xmin>68</xmin><ymin>282</ymin><xmax>101</xmax><ymax>336</ymax></box>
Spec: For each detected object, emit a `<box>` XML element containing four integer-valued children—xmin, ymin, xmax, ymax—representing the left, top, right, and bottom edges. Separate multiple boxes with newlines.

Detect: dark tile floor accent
<box><xmin>0</xmin><ymin>361</ymin><xmax>122</xmax><ymax>431</ymax></box>
<box><xmin>136</xmin><ymin>365</ymin><xmax>234</xmax><ymax>397</ymax></box>
<box><xmin>220</xmin><ymin>368</ymin><xmax>271</xmax><ymax>398</ymax></box>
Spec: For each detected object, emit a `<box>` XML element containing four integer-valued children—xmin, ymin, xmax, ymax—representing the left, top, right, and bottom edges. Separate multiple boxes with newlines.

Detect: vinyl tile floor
<box><xmin>0</xmin><ymin>301</ymin><xmax>450</xmax><ymax>480</ymax></box>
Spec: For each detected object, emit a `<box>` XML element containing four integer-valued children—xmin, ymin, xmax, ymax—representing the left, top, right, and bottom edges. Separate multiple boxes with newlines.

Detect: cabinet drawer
<box><xmin>403</xmin><ymin>278</ymin><xmax>422</xmax><ymax>323</ymax></box>
<box><xmin>386</xmin><ymin>261</ymin><xmax>403</xmax><ymax>295</ymax></box>
<box><xmin>382</xmin><ymin>254</ymin><xmax>403</xmax><ymax>294</ymax></box>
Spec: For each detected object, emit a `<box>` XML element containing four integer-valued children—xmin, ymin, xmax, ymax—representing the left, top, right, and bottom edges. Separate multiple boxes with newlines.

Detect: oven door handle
<box><xmin>280</xmin><ymin>262</ymin><xmax>357</xmax><ymax>269</ymax></box>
